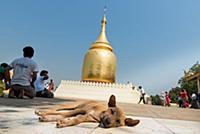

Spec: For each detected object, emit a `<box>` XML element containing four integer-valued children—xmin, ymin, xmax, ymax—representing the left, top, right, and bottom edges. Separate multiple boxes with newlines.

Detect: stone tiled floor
<box><xmin>0</xmin><ymin>97</ymin><xmax>200</xmax><ymax>134</ymax></box>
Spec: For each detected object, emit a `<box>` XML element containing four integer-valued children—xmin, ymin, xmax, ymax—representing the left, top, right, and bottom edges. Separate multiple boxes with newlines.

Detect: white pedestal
<box><xmin>55</xmin><ymin>80</ymin><xmax>140</xmax><ymax>104</ymax></box>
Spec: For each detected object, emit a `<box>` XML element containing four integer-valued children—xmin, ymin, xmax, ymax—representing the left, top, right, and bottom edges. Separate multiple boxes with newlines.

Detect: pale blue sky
<box><xmin>0</xmin><ymin>0</ymin><xmax>199</xmax><ymax>94</ymax></box>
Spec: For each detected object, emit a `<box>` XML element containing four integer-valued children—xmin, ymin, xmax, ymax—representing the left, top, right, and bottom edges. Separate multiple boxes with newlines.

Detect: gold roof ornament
<box><xmin>81</xmin><ymin>13</ymin><xmax>116</xmax><ymax>83</ymax></box>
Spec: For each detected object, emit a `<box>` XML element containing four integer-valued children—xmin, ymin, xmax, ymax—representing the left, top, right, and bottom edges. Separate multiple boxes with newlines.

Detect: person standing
<box><xmin>8</xmin><ymin>46</ymin><xmax>39</xmax><ymax>99</ymax></box>
<box><xmin>183</xmin><ymin>89</ymin><xmax>189</xmax><ymax>108</ymax></box>
<box><xmin>138</xmin><ymin>86</ymin><xmax>146</xmax><ymax>104</ymax></box>
<box><xmin>178</xmin><ymin>89</ymin><xmax>184</xmax><ymax>107</ymax></box>
<box><xmin>165</xmin><ymin>91</ymin><xmax>171</xmax><ymax>106</ymax></box>
<box><xmin>179</xmin><ymin>89</ymin><xmax>189</xmax><ymax>108</ymax></box>
<box><xmin>160</xmin><ymin>92</ymin><xmax>165</xmax><ymax>106</ymax></box>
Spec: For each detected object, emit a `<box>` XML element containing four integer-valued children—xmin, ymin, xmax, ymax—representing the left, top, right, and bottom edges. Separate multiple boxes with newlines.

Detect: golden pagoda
<box><xmin>81</xmin><ymin>14</ymin><xmax>116</xmax><ymax>83</ymax></box>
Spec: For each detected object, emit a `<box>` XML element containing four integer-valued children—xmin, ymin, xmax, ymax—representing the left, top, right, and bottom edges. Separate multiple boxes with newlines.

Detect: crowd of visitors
<box><xmin>0</xmin><ymin>46</ymin><xmax>54</xmax><ymax>99</ymax></box>
<box><xmin>158</xmin><ymin>89</ymin><xmax>200</xmax><ymax>109</ymax></box>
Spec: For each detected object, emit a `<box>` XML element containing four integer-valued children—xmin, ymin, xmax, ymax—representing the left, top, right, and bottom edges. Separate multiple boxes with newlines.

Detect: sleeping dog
<box><xmin>35</xmin><ymin>95</ymin><xmax>140</xmax><ymax>128</ymax></box>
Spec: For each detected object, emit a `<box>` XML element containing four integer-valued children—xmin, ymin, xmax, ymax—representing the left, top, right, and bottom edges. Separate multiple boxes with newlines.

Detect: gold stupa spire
<box><xmin>95</xmin><ymin>14</ymin><xmax>109</xmax><ymax>44</ymax></box>
<box><xmin>81</xmin><ymin>9</ymin><xmax>116</xmax><ymax>83</ymax></box>
<box><xmin>90</xmin><ymin>8</ymin><xmax>113</xmax><ymax>51</ymax></box>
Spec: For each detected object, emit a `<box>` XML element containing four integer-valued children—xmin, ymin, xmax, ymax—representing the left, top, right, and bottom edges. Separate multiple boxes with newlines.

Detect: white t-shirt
<box><xmin>10</xmin><ymin>57</ymin><xmax>39</xmax><ymax>86</ymax></box>
<box><xmin>34</xmin><ymin>76</ymin><xmax>46</xmax><ymax>92</ymax></box>
<box><xmin>139</xmin><ymin>87</ymin><xmax>145</xmax><ymax>97</ymax></box>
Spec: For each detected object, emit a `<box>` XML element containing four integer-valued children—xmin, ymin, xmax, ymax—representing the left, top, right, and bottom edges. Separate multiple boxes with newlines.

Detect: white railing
<box><xmin>60</xmin><ymin>80</ymin><xmax>133</xmax><ymax>90</ymax></box>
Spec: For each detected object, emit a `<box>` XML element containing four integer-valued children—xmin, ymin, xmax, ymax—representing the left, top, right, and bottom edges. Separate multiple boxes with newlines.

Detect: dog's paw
<box><xmin>39</xmin><ymin>116</ymin><xmax>47</xmax><ymax>122</ymax></box>
<box><xmin>56</xmin><ymin>118</ymin><xmax>72</xmax><ymax>128</ymax></box>
<box><xmin>56</xmin><ymin>120</ymin><xmax>65</xmax><ymax>128</ymax></box>
<box><xmin>35</xmin><ymin>110</ymin><xmax>44</xmax><ymax>116</ymax></box>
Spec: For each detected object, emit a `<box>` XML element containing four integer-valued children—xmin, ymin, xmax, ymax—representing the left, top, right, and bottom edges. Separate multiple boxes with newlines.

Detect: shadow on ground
<box><xmin>0</xmin><ymin>97</ymin><xmax>74</xmax><ymax>108</ymax></box>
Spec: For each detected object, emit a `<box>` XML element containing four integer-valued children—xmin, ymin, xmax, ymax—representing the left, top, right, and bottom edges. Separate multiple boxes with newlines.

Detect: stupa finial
<box><xmin>95</xmin><ymin>6</ymin><xmax>109</xmax><ymax>44</ymax></box>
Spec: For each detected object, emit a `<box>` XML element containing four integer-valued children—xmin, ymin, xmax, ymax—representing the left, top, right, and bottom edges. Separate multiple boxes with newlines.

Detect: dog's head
<box><xmin>99</xmin><ymin>95</ymin><xmax>140</xmax><ymax>128</ymax></box>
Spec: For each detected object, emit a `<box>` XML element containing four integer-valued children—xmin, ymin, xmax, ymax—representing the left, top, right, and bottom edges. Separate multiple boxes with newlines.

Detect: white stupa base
<box><xmin>54</xmin><ymin>80</ymin><xmax>140</xmax><ymax>104</ymax></box>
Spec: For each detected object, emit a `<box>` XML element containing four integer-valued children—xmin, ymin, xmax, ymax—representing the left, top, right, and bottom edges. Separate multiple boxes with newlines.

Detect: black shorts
<box><xmin>11</xmin><ymin>84</ymin><xmax>35</xmax><ymax>97</ymax></box>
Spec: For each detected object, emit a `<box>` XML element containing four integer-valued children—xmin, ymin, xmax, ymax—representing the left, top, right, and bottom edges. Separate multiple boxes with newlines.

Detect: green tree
<box><xmin>169</xmin><ymin>87</ymin><xmax>181</xmax><ymax>103</ymax></box>
<box><xmin>178</xmin><ymin>79</ymin><xmax>197</xmax><ymax>96</ymax></box>
<box><xmin>150</xmin><ymin>95</ymin><xmax>162</xmax><ymax>105</ymax></box>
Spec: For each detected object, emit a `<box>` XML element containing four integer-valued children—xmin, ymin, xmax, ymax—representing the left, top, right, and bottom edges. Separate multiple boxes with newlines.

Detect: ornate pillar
<box><xmin>197</xmin><ymin>77</ymin><xmax>200</xmax><ymax>93</ymax></box>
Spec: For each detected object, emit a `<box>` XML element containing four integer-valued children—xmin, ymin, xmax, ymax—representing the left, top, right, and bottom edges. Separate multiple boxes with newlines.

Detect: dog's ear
<box><xmin>108</xmin><ymin>95</ymin><xmax>116</xmax><ymax>107</ymax></box>
<box><xmin>125</xmin><ymin>118</ymin><xmax>140</xmax><ymax>127</ymax></box>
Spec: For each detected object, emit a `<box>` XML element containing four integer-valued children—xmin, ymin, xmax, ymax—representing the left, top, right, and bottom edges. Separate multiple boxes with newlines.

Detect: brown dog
<box><xmin>35</xmin><ymin>95</ymin><xmax>140</xmax><ymax>128</ymax></box>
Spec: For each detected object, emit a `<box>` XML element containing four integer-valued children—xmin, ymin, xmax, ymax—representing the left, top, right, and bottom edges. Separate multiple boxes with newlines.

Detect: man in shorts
<box><xmin>8</xmin><ymin>46</ymin><xmax>39</xmax><ymax>99</ymax></box>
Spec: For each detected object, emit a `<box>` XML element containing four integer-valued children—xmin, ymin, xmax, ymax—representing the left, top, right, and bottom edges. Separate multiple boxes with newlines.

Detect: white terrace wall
<box><xmin>54</xmin><ymin>80</ymin><xmax>140</xmax><ymax>104</ymax></box>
